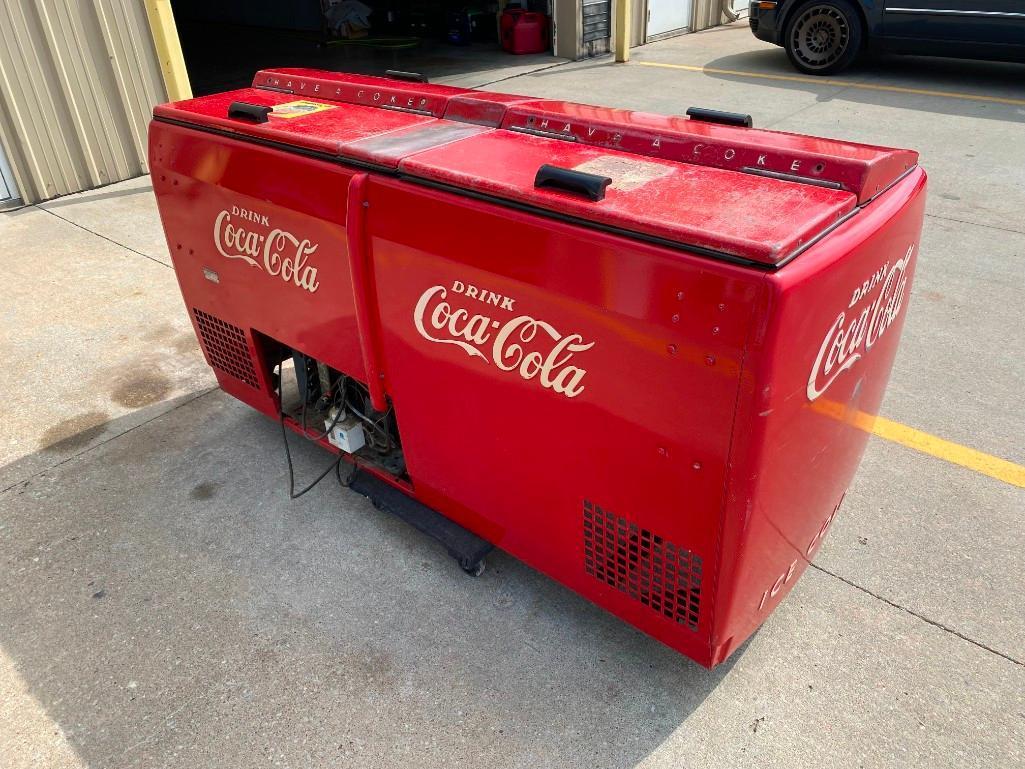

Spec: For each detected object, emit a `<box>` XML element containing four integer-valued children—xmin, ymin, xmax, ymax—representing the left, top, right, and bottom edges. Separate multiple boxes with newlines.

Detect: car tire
<box><xmin>783</xmin><ymin>0</ymin><xmax>863</xmax><ymax>75</ymax></box>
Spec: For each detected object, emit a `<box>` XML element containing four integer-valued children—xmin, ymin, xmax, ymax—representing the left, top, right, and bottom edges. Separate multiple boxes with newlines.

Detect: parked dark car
<box><xmin>749</xmin><ymin>0</ymin><xmax>1025</xmax><ymax>74</ymax></box>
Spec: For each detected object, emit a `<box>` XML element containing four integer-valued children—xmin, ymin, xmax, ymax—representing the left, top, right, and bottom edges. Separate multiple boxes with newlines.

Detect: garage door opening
<box><xmin>170</xmin><ymin>0</ymin><xmax>563</xmax><ymax>96</ymax></box>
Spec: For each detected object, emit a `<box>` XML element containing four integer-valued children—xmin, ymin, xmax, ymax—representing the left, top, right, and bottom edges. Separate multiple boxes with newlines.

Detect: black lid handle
<box><xmin>534</xmin><ymin>164</ymin><xmax>612</xmax><ymax>202</ymax></box>
<box><xmin>686</xmin><ymin>107</ymin><xmax>753</xmax><ymax>128</ymax></box>
<box><xmin>385</xmin><ymin>70</ymin><xmax>429</xmax><ymax>83</ymax></box>
<box><xmin>228</xmin><ymin>101</ymin><xmax>273</xmax><ymax>123</ymax></box>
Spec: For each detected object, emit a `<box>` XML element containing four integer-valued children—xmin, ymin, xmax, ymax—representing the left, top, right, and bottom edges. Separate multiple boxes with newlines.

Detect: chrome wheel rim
<box><xmin>791</xmin><ymin>5</ymin><xmax>850</xmax><ymax>70</ymax></box>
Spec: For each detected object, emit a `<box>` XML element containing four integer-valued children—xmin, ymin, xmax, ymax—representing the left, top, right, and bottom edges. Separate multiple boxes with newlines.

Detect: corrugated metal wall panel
<box><xmin>693</xmin><ymin>0</ymin><xmax>723</xmax><ymax>31</ymax></box>
<box><xmin>0</xmin><ymin>0</ymin><xmax>167</xmax><ymax>204</ymax></box>
<box><xmin>97</xmin><ymin>0</ymin><xmax>169</xmax><ymax>166</ymax></box>
<box><xmin>630</xmin><ymin>0</ymin><xmax>645</xmax><ymax>47</ymax></box>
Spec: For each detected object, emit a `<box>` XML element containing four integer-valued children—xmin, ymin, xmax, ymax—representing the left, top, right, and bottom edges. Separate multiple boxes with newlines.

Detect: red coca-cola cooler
<box><xmin>150</xmin><ymin>68</ymin><xmax>925</xmax><ymax>667</ymax></box>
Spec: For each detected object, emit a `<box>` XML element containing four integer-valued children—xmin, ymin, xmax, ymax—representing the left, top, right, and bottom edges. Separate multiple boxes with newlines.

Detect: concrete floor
<box><xmin>2</xmin><ymin>22</ymin><xmax>1023</xmax><ymax>769</ymax></box>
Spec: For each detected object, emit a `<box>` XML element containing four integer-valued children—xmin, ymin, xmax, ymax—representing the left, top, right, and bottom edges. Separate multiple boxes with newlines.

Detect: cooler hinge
<box><xmin>508</xmin><ymin>126</ymin><xmax>580</xmax><ymax>142</ymax></box>
<box><xmin>740</xmin><ymin>166</ymin><xmax>845</xmax><ymax>191</ymax></box>
<box><xmin>377</xmin><ymin>104</ymin><xmax>434</xmax><ymax>117</ymax></box>
<box><xmin>255</xmin><ymin>84</ymin><xmax>295</xmax><ymax>94</ymax></box>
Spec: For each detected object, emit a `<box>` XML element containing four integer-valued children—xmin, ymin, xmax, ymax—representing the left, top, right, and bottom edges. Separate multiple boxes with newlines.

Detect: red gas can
<box><xmin>149</xmin><ymin>68</ymin><xmax>925</xmax><ymax>667</ymax></box>
<box><xmin>500</xmin><ymin>9</ymin><xmax>548</xmax><ymax>54</ymax></box>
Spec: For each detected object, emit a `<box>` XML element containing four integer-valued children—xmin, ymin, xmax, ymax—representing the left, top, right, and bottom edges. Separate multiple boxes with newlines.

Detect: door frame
<box><xmin>644</xmin><ymin>0</ymin><xmax>694</xmax><ymax>42</ymax></box>
<box><xmin>0</xmin><ymin>139</ymin><xmax>21</xmax><ymax>210</ymax></box>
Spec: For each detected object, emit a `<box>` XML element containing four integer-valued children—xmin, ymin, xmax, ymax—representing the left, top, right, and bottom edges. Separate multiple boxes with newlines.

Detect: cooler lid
<box><xmin>397</xmin><ymin>129</ymin><xmax>858</xmax><ymax>266</ymax></box>
<box><xmin>152</xmin><ymin>68</ymin><xmax>916</xmax><ymax>264</ymax></box>
<box><xmin>499</xmin><ymin>100</ymin><xmax>918</xmax><ymax>204</ymax></box>
<box><xmin>152</xmin><ymin>86</ymin><xmax>491</xmax><ymax>170</ymax></box>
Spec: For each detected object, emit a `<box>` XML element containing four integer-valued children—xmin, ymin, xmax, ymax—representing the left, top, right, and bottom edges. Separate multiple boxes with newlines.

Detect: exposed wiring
<box><xmin>345</xmin><ymin>397</ymin><xmax>395</xmax><ymax>453</ymax></box>
<box><xmin>276</xmin><ymin>360</ymin><xmax>344</xmax><ymax>499</ymax></box>
<box><xmin>279</xmin><ymin>411</ymin><xmax>344</xmax><ymax>499</ymax></box>
<box><xmin>275</xmin><ymin>358</ymin><xmax>398</xmax><ymax>497</ymax></box>
<box><xmin>299</xmin><ymin>371</ymin><xmax>346</xmax><ymax>441</ymax></box>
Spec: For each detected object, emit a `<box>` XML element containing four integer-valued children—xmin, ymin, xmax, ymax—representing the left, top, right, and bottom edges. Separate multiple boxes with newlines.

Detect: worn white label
<box><xmin>807</xmin><ymin>244</ymin><xmax>915</xmax><ymax>401</ymax></box>
<box><xmin>573</xmin><ymin>155</ymin><xmax>673</xmax><ymax>192</ymax></box>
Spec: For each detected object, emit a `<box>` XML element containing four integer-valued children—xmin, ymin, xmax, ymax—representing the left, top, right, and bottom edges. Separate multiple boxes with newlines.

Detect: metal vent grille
<box><xmin>193</xmin><ymin>309</ymin><xmax>258</xmax><ymax>388</ymax></box>
<box><xmin>583</xmin><ymin>500</ymin><xmax>703</xmax><ymax>630</ymax></box>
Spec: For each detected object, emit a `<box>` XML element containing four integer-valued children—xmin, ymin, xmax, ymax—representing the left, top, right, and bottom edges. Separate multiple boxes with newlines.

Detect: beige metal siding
<box><xmin>693</xmin><ymin>0</ymin><xmax>724</xmax><ymax>31</ymax></box>
<box><xmin>630</xmin><ymin>0</ymin><xmax>645</xmax><ymax>47</ymax></box>
<box><xmin>553</xmin><ymin>0</ymin><xmax>582</xmax><ymax>59</ymax></box>
<box><xmin>0</xmin><ymin>0</ymin><xmax>167</xmax><ymax>204</ymax></box>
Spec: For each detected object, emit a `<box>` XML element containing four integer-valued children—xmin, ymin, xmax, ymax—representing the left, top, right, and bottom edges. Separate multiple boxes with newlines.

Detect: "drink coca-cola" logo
<box><xmin>213</xmin><ymin>206</ymin><xmax>320</xmax><ymax>293</ymax></box>
<box><xmin>807</xmin><ymin>244</ymin><xmax>915</xmax><ymax>401</ymax></box>
<box><xmin>413</xmin><ymin>281</ymin><xmax>595</xmax><ymax>399</ymax></box>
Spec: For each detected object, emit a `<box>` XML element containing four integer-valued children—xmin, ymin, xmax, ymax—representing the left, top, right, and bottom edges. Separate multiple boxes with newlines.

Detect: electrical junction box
<box><xmin>326</xmin><ymin>412</ymin><xmax>366</xmax><ymax>453</ymax></box>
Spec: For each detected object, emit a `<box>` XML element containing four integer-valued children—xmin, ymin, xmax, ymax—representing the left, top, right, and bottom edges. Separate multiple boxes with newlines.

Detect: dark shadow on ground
<box><xmin>0</xmin><ymin>393</ymin><xmax>740</xmax><ymax>767</ymax></box>
<box><xmin>40</xmin><ymin>184</ymin><xmax>154</xmax><ymax>210</ymax></box>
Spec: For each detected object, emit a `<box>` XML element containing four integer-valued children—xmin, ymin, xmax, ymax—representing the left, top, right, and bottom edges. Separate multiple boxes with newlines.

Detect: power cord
<box><xmin>336</xmin><ymin>456</ymin><xmax>358</xmax><ymax>488</ymax></box>
<box><xmin>276</xmin><ymin>361</ymin><xmax>358</xmax><ymax>499</ymax></box>
<box><xmin>300</xmin><ymin>383</ymin><xmax>346</xmax><ymax>441</ymax></box>
<box><xmin>279</xmin><ymin>411</ymin><xmax>344</xmax><ymax>499</ymax></box>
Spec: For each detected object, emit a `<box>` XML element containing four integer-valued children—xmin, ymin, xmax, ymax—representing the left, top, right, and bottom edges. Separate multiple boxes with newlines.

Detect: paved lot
<box><xmin>2</xmin><ymin>22</ymin><xmax>1023</xmax><ymax>769</ymax></box>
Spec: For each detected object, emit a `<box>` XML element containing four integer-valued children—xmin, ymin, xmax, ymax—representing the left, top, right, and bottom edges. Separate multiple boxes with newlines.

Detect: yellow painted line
<box><xmin>870</xmin><ymin>416</ymin><xmax>1025</xmax><ymax>488</ymax></box>
<box><xmin>635</xmin><ymin>61</ymin><xmax>1025</xmax><ymax>108</ymax></box>
<box><xmin>809</xmin><ymin>399</ymin><xmax>1025</xmax><ymax>488</ymax></box>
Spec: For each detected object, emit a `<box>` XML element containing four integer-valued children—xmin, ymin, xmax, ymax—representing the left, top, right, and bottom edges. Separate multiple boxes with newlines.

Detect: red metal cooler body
<box><xmin>150</xmin><ymin>68</ymin><xmax>925</xmax><ymax>667</ymax></box>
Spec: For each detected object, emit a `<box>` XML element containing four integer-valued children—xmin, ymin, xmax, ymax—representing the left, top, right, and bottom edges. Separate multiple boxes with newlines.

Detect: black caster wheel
<box><xmin>460</xmin><ymin>559</ymin><xmax>486</xmax><ymax>577</ymax></box>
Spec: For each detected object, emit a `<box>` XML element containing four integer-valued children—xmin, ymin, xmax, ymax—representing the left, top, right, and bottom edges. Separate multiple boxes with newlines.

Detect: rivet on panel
<box><xmin>671</xmin><ymin>314</ymin><xmax>680</xmax><ymax>323</ymax></box>
<box><xmin>676</xmin><ymin>291</ymin><xmax>684</xmax><ymax>301</ymax></box>
<box><xmin>718</xmin><ymin>303</ymin><xmax>726</xmax><ymax>312</ymax></box>
<box><xmin>667</xmin><ymin>344</ymin><xmax>678</xmax><ymax>355</ymax></box>
<box><xmin>692</xmin><ymin>462</ymin><xmax>702</xmax><ymax>471</ymax></box>
<box><xmin>705</xmin><ymin>355</ymin><xmax>716</xmax><ymax>366</ymax></box>
<box><xmin>657</xmin><ymin>447</ymin><xmax>668</xmax><ymax>457</ymax></box>
<box><xmin>712</xmin><ymin>326</ymin><xmax>720</xmax><ymax>335</ymax></box>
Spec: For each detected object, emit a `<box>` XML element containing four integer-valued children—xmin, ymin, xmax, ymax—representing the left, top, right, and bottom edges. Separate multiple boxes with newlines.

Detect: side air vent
<box><xmin>583</xmin><ymin>500</ymin><xmax>703</xmax><ymax>631</ymax></box>
<box><xmin>193</xmin><ymin>309</ymin><xmax>259</xmax><ymax>388</ymax></box>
